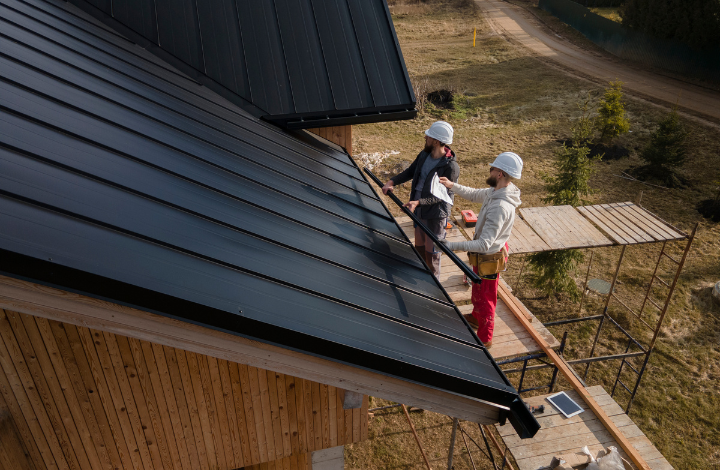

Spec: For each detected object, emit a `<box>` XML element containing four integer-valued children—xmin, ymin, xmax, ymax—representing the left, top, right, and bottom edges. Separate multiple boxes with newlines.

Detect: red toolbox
<box><xmin>461</xmin><ymin>210</ymin><xmax>477</xmax><ymax>227</ymax></box>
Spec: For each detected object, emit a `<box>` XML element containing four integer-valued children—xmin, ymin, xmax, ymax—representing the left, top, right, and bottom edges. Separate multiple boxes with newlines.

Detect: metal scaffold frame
<box><xmin>500</xmin><ymin>221</ymin><xmax>698</xmax><ymax>415</ymax></box>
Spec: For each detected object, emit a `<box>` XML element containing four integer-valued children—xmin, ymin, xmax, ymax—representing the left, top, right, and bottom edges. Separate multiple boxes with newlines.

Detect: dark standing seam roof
<box><xmin>59</xmin><ymin>0</ymin><xmax>416</xmax><ymax>128</ymax></box>
<box><xmin>0</xmin><ymin>0</ymin><xmax>538</xmax><ymax>437</ymax></box>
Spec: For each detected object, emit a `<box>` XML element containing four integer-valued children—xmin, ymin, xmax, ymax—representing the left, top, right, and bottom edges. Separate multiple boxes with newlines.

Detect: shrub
<box><xmin>527</xmin><ymin>107</ymin><xmax>600</xmax><ymax>300</ymax></box>
<box><xmin>637</xmin><ymin>107</ymin><xmax>688</xmax><ymax>187</ymax></box>
<box><xmin>595</xmin><ymin>81</ymin><xmax>630</xmax><ymax>144</ymax></box>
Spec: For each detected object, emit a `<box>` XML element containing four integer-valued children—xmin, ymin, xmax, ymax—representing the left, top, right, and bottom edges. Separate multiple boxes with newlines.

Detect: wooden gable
<box><xmin>0</xmin><ymin>307</ymin><xmax>367</xmax><ymax>470</ymax></box>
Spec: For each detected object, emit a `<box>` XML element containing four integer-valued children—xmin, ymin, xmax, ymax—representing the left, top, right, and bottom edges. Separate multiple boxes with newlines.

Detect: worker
<box><xmin>382</xmin><ymin>121</ymin><xmax>460</xmax><ymax>277</ymax></box>
<box><xmin>438</xmin><ymin>152</ymin><xmax>523</xmax><ymax>348</ymax></box>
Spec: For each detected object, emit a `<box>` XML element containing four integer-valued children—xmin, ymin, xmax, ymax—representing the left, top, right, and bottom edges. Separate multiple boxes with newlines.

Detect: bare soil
<box><xmin>346</xmin><ymin>1</ymin><xmax>720</xmax><ymax>469</ymax></box>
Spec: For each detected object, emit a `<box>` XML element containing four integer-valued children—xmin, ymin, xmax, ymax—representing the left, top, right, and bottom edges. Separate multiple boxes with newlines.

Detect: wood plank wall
<box><xmin>243</xmin><ymin>452</ymin><xmax>311</xmax><ymax>470</ymax></box>
<box><xmin>0</xmin><ymin>309</ymin><xmax>368</xmax><ymax>470</ymax></box>
<box><xmin>307</xmin><ymin>126</ymin><xmax>352</xmax><ymax>156</ymax></box>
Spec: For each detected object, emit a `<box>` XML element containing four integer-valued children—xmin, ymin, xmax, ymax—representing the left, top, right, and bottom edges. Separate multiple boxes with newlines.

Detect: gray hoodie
<box><xmin>445</xmin><ymin>182</ymin><xmax>521</xmax><ymax>254</ymax></box>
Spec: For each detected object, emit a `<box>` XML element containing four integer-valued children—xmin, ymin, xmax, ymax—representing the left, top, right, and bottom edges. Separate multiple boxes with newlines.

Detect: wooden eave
<box><xmin>0</xmin><ymin>274</ymin><xmax>504</xmax><ymax>425</ymax></box>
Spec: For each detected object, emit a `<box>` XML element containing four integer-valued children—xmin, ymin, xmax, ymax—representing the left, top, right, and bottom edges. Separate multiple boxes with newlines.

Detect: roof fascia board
<box><xmin>273</xmin><ymin>109</ymin><xmax>417</xmax><ymax>130</ymax></box>
<box><xmin>0</xmin><ymin>272</ymin><xmax>503</xmax><ymax>424</ymax></box>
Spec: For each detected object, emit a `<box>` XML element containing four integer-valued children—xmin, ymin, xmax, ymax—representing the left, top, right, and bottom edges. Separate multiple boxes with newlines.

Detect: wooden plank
<box><xmin>320</xmin><ymin>383</ymin><xmax>330</xmax><ymax>449</ymax></box>
<box><xmin>235</xmin><ymin>363</ymin><xmax>261</xmax><ymax>465</ymax></box>
<box><xmin>0</xmin><ymin>319</ymin><xmax>59</xmax><ymax>470</ymax></box>
<box><xmin>74</xmin><ymin>326</ymin><xmax>138</xmax><ymax>470</ymax></box>
<box><xmin>173</xmin><ymin>348</ymin><xmax>212</xmax><ymax>470</ymax></box>
<box><xmin>49</xmin><ymin>320</ymin><xmax>120</xmax><ymax>470</ymax></box>
<box><xmin>577</xmin><ymin>205</ymin><xmax>633</xmax><ymax>244</ymax></box>
<box><xmin>4</xmin><ymin>310</ymin><xmax>84</xmax><ymax>470</ymax></box>
<box><xmin>243</xmin><ymin>365</ymin><xmax>265</xmax><ymax>461</ymax></box>
<box><xmin>599</xmin><ymin>204</ymin><xmax>655</xmax><ymax>243</ymax></box>
<box><xmin>496</xmin><ymin>283</ymin><xmax>653</xmax><ymax>470</ymax></box>
<box><xmin>311</xmin><ymin>381</ymin><xmax>323</xmax><ymax>451</ymax></box>
<box><xmin>205</xmin><ymin>356</ymin><xmax>234</xmax><ymax>469</ymax></box>
<box><xmin>300</xmin><ymin>379</ymin><xmax>315</xmax><ymax>452</ymax></box>
<box><xmin>114</xmin><ymin>335</ymin><xmax>170</xmax><ymax>470</ymax></box>
<box><xmin>274</xmin><ymin>372</ymin><xmax>292</xmax><ymax>457</ymax></box>
<box><xmin>360</xmin><ymin>394</ymin><xmax>369</xmax><ymax>441</ymax></box>
<box><xmin>583</xmin><ymin>205</ymin><xmax>641</xmax><ymax>244</ymax></box>
<box><xmin>127</xmin><ymin>338</ymin><xmax>178</xmax><ymax>470</ymax></box>
<box><xmin>0</xmin><ymin>366</ymin><xmax>38</xmax><ymax>470</ymax></box>
<box><xmin>335</xmin><ymin>389</ymin><xmax>345</xmax><ymax>446</ymax></box>
<box><xmin>622</xmin><ymin>203</ymin><xmax>683</xmax><ymax>240</ymax></box>
<box><xmin>137</xmin><ymin>340</ymin><xmax>188</xmax><ymax>470</ymax></box>
<box><xmin>520</xmin><ymin>207</ymin><xmax>565</xmax><ymax>249</ymax></box>
<box><xmin>251</xmin><ymin>365</ymin><xmax>274</xmax><ymax>461</ymax></box>
<box><xmin>555</xmin><ymin>206</ymin><xmax>613</xmax><ymax>247</ymax></box>
<box><xmin>184</xmin><ymin>351</ymin><xmax>219</xmax><ymax>470</ymax></box>
<box><xmin>352</xmin><ymin>405</ymin><xmax>361</xmax><ymax>443</ymax></box>
<box><xmin>227</xmin><ymin>361</ymin><xmax>253</xmax><ymax>466</ymax></box>
<box><xmin>102</xmin><ymin>332</ymin><xmax>158</xmax><ymax>470</ymax></box>
<box><xmin>609</xmin><ymin>203</ymin><xmax>668</xmax><ymax>241</ymax></box>
<box><xmin>283</xmin><ymin>375</ymin><xmax>301</xmax><ymax>455</ymax></box>
<box><xmin>0</xmin><ymin>275</ymin><xmax>503</xmax><ymax>425</ymax></box>
<box><xmin>32</xmin><ymin>316</ymin><xmax>109</xmax><ymax>470</ymax></box>
<box><xmin>159</xmin><ymin>344</ymin><xmax>204</xmax><ymax>470</ymax></box>
<box><xmin>265</xmin><ymin>369</ymin><xmax>285</xmax><ymax>460</ymax></box>
<box><xmin>328</xmin><ymin>386</ymin><xmax>337</xmax><ymax>448</ymax></box>
<box><xmin>216</xmin><ymin>358</ymin><xmax>244</xmax><ymax>468</ymax></box>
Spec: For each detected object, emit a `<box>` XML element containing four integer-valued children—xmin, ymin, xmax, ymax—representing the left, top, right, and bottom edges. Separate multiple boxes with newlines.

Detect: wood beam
<box><xmin>497</xmin><ymin>281</ymin><xmax>652</xmax><ymax>470</ymax></box>
<box><xmin>0</xmin><ymin>274</ymin><xmax>502</xmax><ymax>425</ymax></box>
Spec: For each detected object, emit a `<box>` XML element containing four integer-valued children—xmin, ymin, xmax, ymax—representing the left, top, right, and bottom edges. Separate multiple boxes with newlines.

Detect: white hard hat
<box><xmin>424</xmin><ymin>121</ymin><xmax>453</xmax><ymax>145</ymax></box>
<box><xmin>490</xmin><ymin>152</ymin><xmax>523</xmax><ymax>179</ymax></box>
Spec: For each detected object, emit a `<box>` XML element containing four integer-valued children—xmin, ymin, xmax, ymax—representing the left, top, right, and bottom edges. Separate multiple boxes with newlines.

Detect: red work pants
<box><xmin>470</xmin><ymin>243</ymin><xmax>508</xmax><ymax>343</ymax></box>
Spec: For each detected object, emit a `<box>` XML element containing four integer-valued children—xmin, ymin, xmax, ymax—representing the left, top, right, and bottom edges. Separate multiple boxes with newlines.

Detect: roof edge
<box><xmin>0</xmin><ymin>271</ymin><xmax>509</xmax><ymax>425</ymax></box>
<box><xmin>0</xmin><ymin>251</ymin><xmax>522</xmax><ymax>408</ymax></box>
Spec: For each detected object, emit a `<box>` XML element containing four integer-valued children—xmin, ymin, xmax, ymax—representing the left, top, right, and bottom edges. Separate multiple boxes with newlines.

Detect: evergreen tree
<box><xmin>595</xmin><ymin>81</ymin><xmax>630</xmax><ymax>144</ymax></box>
<box><xmin>638</xmin><ymin>107</ymin><xmax>688</xmax><ymax>187</ymax></box>
<box><xmin>622</xmin><ymin>0</ymin><xmax>720</xmax><ymax>49</ymax></box>
<box><xmin>527</xmin><ymin>109</ymin><xmax>600</xmax><ymax>300</ymax></box>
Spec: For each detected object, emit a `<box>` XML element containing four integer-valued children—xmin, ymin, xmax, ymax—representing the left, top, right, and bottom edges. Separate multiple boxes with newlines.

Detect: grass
<box><xmin>589</xmin><ymin>7</ymin><xmax>623</xmax><ymax>23</ymax></box>
<box><xmin>347</xmin><ymin>1</ymin><xmax>720</xmax><ymax>469</ymax></box>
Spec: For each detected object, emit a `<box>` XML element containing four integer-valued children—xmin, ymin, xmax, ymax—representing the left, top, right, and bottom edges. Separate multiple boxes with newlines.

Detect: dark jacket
<box><xmin>391</xmin><ymin>147</ymin><xmax>460</xmax><ymax>220</ymax></box>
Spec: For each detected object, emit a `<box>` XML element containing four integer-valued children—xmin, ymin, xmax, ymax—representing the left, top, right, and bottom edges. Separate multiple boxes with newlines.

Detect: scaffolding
<box><xmin>490</xmin><ymin>202</ymin><xmax>697</xmax><ymax>415</ymax></box>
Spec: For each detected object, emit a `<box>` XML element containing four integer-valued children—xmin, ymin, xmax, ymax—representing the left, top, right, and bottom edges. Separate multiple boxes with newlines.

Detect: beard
<box><xmin>486</xmin><ymin>175</ymin><xmax>498</xmax><ymax>187</ymax></box>
<box><xmin>423</xmin><ymin>144</ymin><xmax>433</xmax><ymax>154</ymax></box>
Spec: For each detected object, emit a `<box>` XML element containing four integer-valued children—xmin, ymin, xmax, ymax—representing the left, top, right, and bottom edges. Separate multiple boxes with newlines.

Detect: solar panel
<box><xmin>547</xmin><ymin>392</ymin><xmax>584</xmax><ymax>418</ymax></box>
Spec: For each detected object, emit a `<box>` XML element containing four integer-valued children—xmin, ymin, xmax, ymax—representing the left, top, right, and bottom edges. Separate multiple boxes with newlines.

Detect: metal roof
<box><xmin>61</xmin><ymin>0</ymin><xmax>417</xmax><ymax>128</ymax></box>
<box><xmin>0</xmin><ymin>0</ymin><xmax>536</xmax><ymax>437</ymax></box>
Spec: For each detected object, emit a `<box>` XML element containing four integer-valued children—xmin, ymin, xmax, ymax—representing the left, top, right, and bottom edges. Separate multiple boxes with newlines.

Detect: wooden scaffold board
<box><xmin>496</xmin><ymin>386</ymin><xmax>674</xmax><ymax>470</ymax></box>
<box><xmin>519</xmin><ymin>206</ymin><xmax>614</xmax><ymax>250</ymax></box>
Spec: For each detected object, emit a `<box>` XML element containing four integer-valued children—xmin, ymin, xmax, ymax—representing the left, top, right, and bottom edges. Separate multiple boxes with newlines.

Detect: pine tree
<box><xmin>638</xmin><ymin>107</ymin><xmax>688</xmax><ymax>187</ymax></box>
<box><xmin>595</xmin><ymin>81</ymin><xmax>630</xmax><ymax>144</ymax></box>
<box><xmin>527</xmin><ymin>108</ymin><xmax>600</xmax><ymax>300</ymax></box>
<box><xmin>622</xmin><ymin>0</ymin><xmax>720</xmax><ymax>49</ymax></box>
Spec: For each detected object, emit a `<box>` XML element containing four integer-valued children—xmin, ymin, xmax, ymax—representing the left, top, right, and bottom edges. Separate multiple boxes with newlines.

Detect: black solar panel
<box><xmin>0</xmin><ymin>0</ymin><xmax>538</xmax><ymax>437</ymax></box>
<box><xmin>55</xmin><ymin>0</ymin><xmax>416</xmax><ymax>127</ymax></box>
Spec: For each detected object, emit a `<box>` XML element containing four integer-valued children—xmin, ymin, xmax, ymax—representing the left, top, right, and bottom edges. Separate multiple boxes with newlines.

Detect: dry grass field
<box><xmin>345</xmin><ymin>1</ymin><xmax>720</xmax><ymax>469</ymax></box>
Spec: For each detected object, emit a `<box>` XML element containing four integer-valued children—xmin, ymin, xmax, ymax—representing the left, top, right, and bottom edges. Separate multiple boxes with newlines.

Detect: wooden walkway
<box><xmin>455</xmin><ymin>202</ymin><xmax>687</xmax><ymax>255</ymax></box>
<box><xmin>496</xmin><ymin>386</ymin><xmax>674</xmax><ymax>470</ymax></box>
<box><xmin>395</xmin><ymin>216</ymin><xmax>559</xmax><ymax>360</ymax></box>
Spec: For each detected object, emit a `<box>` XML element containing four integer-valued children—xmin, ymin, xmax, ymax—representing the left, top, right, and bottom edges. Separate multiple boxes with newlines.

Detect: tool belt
<box><xmin>468</xmin><ymin>246</ymin><xmax>508</xmax><ymax>277</ymax></box>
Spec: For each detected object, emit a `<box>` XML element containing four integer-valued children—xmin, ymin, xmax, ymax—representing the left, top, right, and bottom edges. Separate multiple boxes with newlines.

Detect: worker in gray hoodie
<box><xmin>438</xmin><ymin>152</ymin><xmax>523</xmax><ymax>348</ymax></box>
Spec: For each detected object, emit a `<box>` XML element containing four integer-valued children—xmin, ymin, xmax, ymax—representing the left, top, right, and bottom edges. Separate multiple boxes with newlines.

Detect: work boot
<box><xmin>427</xmin><ymin>251</ymin><xmax>442</xmax><ymax>278</ymax></box>
<box><xmin>463</xmin><ymin>313</ymin><xmax>479</xmax><ymax>330</ymax></box>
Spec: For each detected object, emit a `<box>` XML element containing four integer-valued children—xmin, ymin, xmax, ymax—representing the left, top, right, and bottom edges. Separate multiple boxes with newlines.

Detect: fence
<box><xmin>539</xmin><ymin>0</ymin><xmax>720</xmax><ymax>81</ymax></box>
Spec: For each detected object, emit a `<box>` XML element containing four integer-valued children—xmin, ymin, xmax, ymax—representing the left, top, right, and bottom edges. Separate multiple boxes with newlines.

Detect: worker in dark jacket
<box><xmin>382</xmin><ymin>121</ymin><xmax>460</xmax><ymax>277</ymax></box>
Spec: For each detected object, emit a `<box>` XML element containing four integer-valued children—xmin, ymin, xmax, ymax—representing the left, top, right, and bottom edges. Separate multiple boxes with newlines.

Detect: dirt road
<box><xmin>475</xmin><ymin>0</ymin><xmax>720</xmax><ymax>123</ymax></box>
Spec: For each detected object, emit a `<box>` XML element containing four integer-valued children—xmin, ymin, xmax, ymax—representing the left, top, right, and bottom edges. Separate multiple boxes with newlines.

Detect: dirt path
<box><xmin>475</xmin><ymin>0</ymin><xmax>720</xmax><ymax>124</ymax></box>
